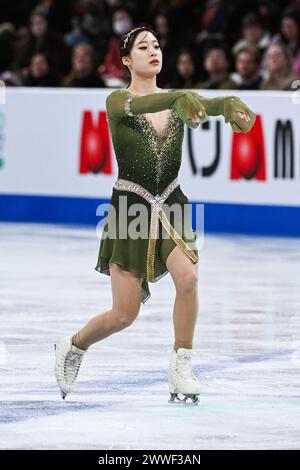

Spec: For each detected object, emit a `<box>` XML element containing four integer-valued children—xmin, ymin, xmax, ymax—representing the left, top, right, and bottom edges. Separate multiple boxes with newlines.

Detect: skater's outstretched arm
<box><xmin>106</xmin><ymin>89</ymin><xmax>208</xmax><ymax>128</ymax></box>
<box><xmin>186</xmin><ymin>91</ymin><xmax>256</xmax><ymax>133</ymax></box>
<box><xmin>106</xmin><ymin>89</ymin><xmax>185</xmax><ymax>120</ymax></box>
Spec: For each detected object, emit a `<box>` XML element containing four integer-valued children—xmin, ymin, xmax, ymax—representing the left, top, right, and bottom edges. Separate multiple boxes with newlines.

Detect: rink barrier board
<box><xmin>1</xmin><ymin>89</ymin><xmax>300</xmax><ymax>235</ymax></box>
<box><xmin>0</xmin><ymin>193</ymin><xmax>299</xmax><ymax>236</ymax></box>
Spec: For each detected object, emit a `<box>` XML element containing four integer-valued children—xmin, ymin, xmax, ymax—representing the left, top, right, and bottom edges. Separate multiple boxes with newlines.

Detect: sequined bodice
<box><xmin>107</xmin><ymin>89</ymin><xmax>184</xmax><ymax>195</ymax></box>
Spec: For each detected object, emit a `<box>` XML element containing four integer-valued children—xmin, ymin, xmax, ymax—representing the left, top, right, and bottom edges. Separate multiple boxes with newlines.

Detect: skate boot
<box><xmin>168</xmin><ymin>348</ymin><xmax>200</xmax><ymax>405</ymax></box>
<box><xmin>54</xmin><ymin>336</ymin><xmax>86</xmax><ymax>399</ymax></box>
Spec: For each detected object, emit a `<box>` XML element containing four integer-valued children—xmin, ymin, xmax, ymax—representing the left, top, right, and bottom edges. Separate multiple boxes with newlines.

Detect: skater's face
<box><xmin>123</xmin><ymin>31</ymin><xmax>162</xmax><ymax>77</ymax></box>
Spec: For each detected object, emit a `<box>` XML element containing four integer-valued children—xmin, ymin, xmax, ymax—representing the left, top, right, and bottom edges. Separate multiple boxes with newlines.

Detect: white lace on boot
<box><xmin>168</xmin><ymin>348</ymin><xmax>200</xmax><ymax>404</ymax></box>
<box><xmin>54</xmin><ymin>336</ymin><xmax>86</xmax><ymax>399</ymax></box>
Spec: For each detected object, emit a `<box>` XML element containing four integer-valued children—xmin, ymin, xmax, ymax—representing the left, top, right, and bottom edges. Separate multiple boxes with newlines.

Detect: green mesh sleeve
<box><xmin>171</xmin><ymin>91</ymin><xmax>209</xmax><ymax>128</ymax></box>
<box><xmin>106</xmin><ymin>89</ymin><xmax>256</xmax><ymax>132</ymax></box>
<box><xmin>106</xmin><ymin>89</ymin><xmax>187</xmax><ymax>121</ymax></box>
<box><xmin>222</xmin><ymin>96</ymin><xmax>256</xmax><ymax>132</ymax></box>
<box><xmin>188</xmin><ymin>91</ymin><xmax>256</xmax><ymax>133</ymax></box>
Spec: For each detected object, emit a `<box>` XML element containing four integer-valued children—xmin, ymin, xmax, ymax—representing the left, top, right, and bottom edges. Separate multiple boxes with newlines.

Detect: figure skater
<box><xmin>54</xmin><ymin>25</ymin><xmax>255</xmax><ymax>405</ymax></box>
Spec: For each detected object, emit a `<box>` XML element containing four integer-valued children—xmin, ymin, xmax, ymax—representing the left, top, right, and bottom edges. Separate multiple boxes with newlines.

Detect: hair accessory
<box><xmin>122</xmin><ymin>26</ymin><xmax>146</xmax><ymax>49</ymax></box>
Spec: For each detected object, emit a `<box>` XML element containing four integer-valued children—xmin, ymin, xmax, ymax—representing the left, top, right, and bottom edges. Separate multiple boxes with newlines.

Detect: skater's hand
<box><xmin>190</xmin><ymin>110</ymin><xmax>205</xmax><ymax>125</ymax></box>
<box><xmin>223</xmin><ymin>96</ymin><xmax>256</xmax><ymax>133</ymax></box>
<box><xmin>172</xmin><ymin>91</ymin><xmax>208</xmax><ymax>129</ymax></box>
<box><xmin>237</xmin><ymin>111</ymin><xmax>251</xmax><ymax>122</ymax></box>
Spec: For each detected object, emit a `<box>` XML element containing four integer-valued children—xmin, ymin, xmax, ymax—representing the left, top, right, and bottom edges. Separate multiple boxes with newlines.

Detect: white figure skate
<box><xmin>54</xmin><ymin>336</ymin><xmax>86</xmax><ymax>399</ymax></box>
<box><xmin>168</xmin><ymin>347</ymin><xmax>200</xmax><ymax>405</ymax></box>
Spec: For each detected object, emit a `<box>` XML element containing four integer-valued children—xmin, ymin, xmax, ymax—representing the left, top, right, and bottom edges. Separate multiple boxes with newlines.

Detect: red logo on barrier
<box><xmin>230</xmin><ymin>115</ymin><xmax>266</xmax><ymax>180</ymax></box>
<box><xmin>79</xmin><ymin>111</ymin><xmax>112</xmax><ymax>174</ymax></box>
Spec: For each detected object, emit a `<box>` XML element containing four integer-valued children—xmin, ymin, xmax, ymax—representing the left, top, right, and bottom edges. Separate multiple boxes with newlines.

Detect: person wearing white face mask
<box><xmin>113</xmin><ymin>17</ymin><xmax>133</xmax><ymax>36</ymax></box>
<box><xmin>98</xmin><ymin>8</ymin><xmax>133</xmax><ymax>86</ymax></box>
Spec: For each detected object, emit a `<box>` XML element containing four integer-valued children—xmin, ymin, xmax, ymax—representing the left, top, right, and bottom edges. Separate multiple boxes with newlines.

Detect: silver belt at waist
<box><xmin>113</xmin><ymin>177</ymin><xmax>179</xmax><ymax>206</ymax></box>
<box><xmin>113</xmin><ymin>177</ymin><xmax>198</xmax><ymax>282</ymax></box>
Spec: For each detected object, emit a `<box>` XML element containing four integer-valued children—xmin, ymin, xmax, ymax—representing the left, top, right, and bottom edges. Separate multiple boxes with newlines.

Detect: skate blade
<box><xmin>54</xmin><ymin>344</ymin><xmax>67</xmax><ymax>400</ymax></box>
<box><xmin>168</xmin><ymin>393</ymin><xmax>199</xmax><ymax>406</ymax></box>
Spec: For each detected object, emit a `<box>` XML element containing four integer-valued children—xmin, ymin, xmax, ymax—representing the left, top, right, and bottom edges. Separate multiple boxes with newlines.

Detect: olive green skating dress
<box><xmin>94</xmin><ymin>88</ymin><xmax>256</xmax><ymax>304</ymax></box>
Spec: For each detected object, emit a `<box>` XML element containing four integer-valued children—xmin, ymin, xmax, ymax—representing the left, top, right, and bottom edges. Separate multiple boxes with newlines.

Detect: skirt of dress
<box><xmin>94</xmin><ymin>184</ymin><xmax>199</xmax><ymax>304</ymax></box>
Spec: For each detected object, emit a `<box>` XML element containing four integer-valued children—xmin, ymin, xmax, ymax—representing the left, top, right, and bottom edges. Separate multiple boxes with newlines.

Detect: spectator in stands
<box><xmin>64</xmin><ymin>43</ymin><xmax>105</xmax><ymax>88</ymax></box>
<box><xmin>64</xmin><ymin>16</ymin><xmax>89</xmax><ymax>48</ymax></box>
<box><xmin>260</xmin><ymin>41</ymin><xmax>299</xmax><ymax>90</ymax></box>
<box><xmin>98</xmin><ymin>7</ymin><xmax>133</xmax><ymax>86</ymax></box>
<box><xmin>1</xmin><ymin>0</ymin><xmax>300</xmax><ymax>90</ymax></box>
<box><xmin>196</xmin><ymin>0</ymin><xmax>258</xmax><ymax>48</ymax></box>
<box><xmin>0</xmin><ymin>22</ymin><xmax>15</xmax><ymax>74</ymax></box>
<box><xmin>169</xmin><ymin>48</ymin><xmax>202</xmax><ymax>89</ymax></box>
<box><xmin>12</xmin><ymin>11</ymin><xmax>71</xmax><ymax>77</ymax></box>
<box><xmin>0</xmin><ymin>22</ymin><xmax>25</xmax><ymax>85</ymax></box>
<box><xmin>78</xmin><ymin>0</ymin><xmax>111</xmax><ymax>62</ymax></box>
<box><xmin>231</xmin><ymin>46</ymin><xmax>262</xmax><ymax>90</ymax></box>
<box><xmin>34</xmin><ymin>0</ymin><xmax>73</xmax><ymax>34</ymax></box>
<box><xmin>271</xmin><ymin>8</ymin><xmax>300</xmax><ymax>76</ymax></box>
<box><xmin>24</xmin><ymin>52</ymin><xmax>60</xmax><ymax>86</ymax></box>
<box><xmin>0</xmin><ymin>70</ymin><xmax>23</xmax><ymax>86</ymax></box>
<box><xmin>257</xmin><ymin>0</ymin><xmax>282</xmax><ymax>35</ymax></box>
<box><xmin>152</xmin><ymin>13</ymin><xmax>176</xmax><ymax>87</ymax></box>
<box><xmin>232</xmin><ymin>13</ymin><xmax>271</xmax><ymax>58</ymax></box>
<box><xmin>197</xmin><ymin>46</ymin><xmax>236</xmax><ymax>89</ymax></box>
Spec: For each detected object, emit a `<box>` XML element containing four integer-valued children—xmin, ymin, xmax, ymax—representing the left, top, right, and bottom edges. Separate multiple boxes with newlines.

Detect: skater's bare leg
<box><xmin>166</xmin><ymin>246</ymin><xmax>199</xmax><ymax>352</ymax></box>
<box><xmin>72</xmin><ymin>262</ymin><xmax>142</xmax><ymax>350</ymax></box>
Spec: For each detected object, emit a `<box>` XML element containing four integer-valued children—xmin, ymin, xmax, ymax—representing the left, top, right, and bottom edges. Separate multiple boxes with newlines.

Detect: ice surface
<box><xmin>0</xmin><ymin>223</ymin><xmax>300</xmax><ymax>450</ymax></box>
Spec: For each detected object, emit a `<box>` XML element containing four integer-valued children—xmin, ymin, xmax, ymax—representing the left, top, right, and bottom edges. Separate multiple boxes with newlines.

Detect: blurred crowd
<box><xmin>1</xmin><ymin>0</ymin><xmax>300</xmax><ymax>90</ymax></box>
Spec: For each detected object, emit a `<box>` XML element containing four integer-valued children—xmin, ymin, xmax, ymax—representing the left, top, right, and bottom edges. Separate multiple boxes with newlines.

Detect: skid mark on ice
<box><xmin>196</xmin><ymin>348</ymin><xmax>294</xmax><ymax>372</ymax></box>
<box><xmin>0</xmin><ymin>401</ymin><xmax>108</xmax><ymax>424</ymax></box>
<box><xmin>0</xmin><ymin>228</ymin><xmax>97</xmax><ymax>242</ymax></box>
<box><xmin>75</xmin><ymin>348</ymin><xmax>294</xmax><ymax>393</ymax></box>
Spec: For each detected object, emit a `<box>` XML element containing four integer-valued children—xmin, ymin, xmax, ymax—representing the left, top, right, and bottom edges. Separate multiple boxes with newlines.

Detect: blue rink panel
<box><xmin>0</xmin><ymin>193</ymin><xmax>300</xmax><ymax>236</ymax></box>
